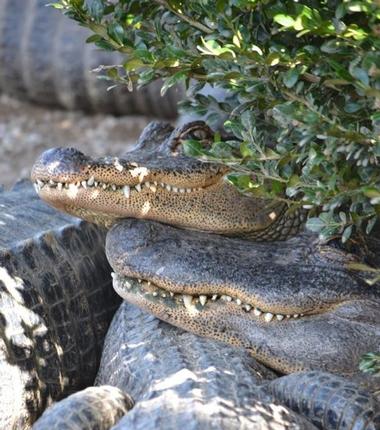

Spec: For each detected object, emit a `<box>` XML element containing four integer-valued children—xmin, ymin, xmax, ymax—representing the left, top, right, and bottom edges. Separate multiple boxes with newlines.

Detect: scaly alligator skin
<box><xmin>31</xmin><ymin>121</ymin><xmax>305</xmax><ymax>241</ymax></box>
<box><xmin>107</xmin><ymin>219</ymin><xmax>380</xmax><ymax>378</ymax></box>
<box><xmin>33</xmin><ymin>303</ymin><xmax>380</xmax><ymax>429</ymax></box>
<box><xmin>0</xmin><ymin>181</ymin><xmax>120</xmax><ymax>429</ymax></box>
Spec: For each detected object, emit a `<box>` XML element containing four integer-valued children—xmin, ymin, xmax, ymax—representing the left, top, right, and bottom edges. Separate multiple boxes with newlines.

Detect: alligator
<box><xmin>31</xmin><ymin>121</ymin><xmax>305</xmax><ymax>241</ymax></box>
<box><xmin>30</xmin><ymin>121</ymin><xmax>380</xmax><ymax>428</ymax></box>
<box><xmin>0</xmin><ymin>181</ymin><xmax>120</xmax><ymax>429</ymax></box>
<box><xmin>34</xmin><ymin>302</ymin><xmax>380</xmax><ymax>429</ymax></box>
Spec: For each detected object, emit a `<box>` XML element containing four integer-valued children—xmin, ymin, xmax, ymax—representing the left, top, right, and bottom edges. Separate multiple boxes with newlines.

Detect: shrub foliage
<box><xmin>52</xmin><ymin>0</ymin><xmax>380</xmax><ymax>241</ymax></box>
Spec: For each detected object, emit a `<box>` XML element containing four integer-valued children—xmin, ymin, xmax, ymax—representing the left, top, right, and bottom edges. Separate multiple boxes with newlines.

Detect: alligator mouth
<box><xmin>33</xmin><ymin>177</ymin><xmax>206</xmax><ymax>197</ymax></box>
<box><xmin>112</xmin><ymin>273</ymin><xmax>311</xmax><ymax>323</ymax></box>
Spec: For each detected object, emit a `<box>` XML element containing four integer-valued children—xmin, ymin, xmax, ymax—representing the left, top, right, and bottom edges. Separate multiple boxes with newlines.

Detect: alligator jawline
<box><xmin>34</xmin><ymin>176</ymin><xmax>217</xmax><ymax>196</ymax></box>
<box><xmin>112</xmin><ymin>272</ymin><xmax>311</xmax><ymax>323</ymax></box>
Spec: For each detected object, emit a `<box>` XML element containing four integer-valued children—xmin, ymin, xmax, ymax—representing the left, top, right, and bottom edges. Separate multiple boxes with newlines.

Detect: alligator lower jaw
<box><xmin>111</xmin><ymin>273</ymin><xmax>310</xmax><ymax>323</ymax></box>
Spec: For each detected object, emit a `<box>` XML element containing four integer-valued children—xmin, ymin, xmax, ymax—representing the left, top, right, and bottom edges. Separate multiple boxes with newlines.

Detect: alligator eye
<box><xmin>169</xmin><ymin>121</ymin><xmax>214</xmax><ymax>155</ymax></box>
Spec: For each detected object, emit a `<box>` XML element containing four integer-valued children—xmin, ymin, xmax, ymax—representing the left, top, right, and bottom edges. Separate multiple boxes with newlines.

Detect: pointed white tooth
<box><xmin>293</xmin><ymin>314</ymin><xmax>299</xmax><ymax>318</ymax></box>
<box><xmin>81</xmin><ymin>181</ymin><xmax>87</xmax><ymax>189</ymax></box>
<box><xmin>172</xmin><ymin>186</ymin><xmax>178</xmax><ymax>192</ymax></box>
<box><xmin>276</xmin><ymin>314</ymin><xmax>284</xmax><ymax>321</ymax></box>
<box><xmin>145</xmin><ymin>182</ymin><xmax>150</xmax><ymax>189</ymax></box>
<box><xmin>153</xmin><ymin>181</ymin><xmax>158</xmax><ymax>186</ymax></box>
<box><xmin>161</xmin><ymin>293</ymin><xmax>167</xmax><ymax>298</ymax></box>
<box><xmin>186</xmin><ymin>188</ymin><xmax>192</xmax><ymax>193</ymax></box>
<box><xmin>64</xmin><ymin>183</ymin><xmax>69</xmax><ymax>189</ymax></box>
<box><xmin>114</xmin><ymin>158</ymin><xmax>124</xmax><ymax>171</ymax></box>
<box><xmin>135</xmin><ymin>184</ymin><xmax>142</xmax><ymax>192</ymax></box>
<box><xmin>236</xmin><ymin>299</ymin><xmax>242</xmax><ymax>305</ymax></box>
<box><xmin>49</xmin><ymin>179</ymin><xmax>55</xmax><ymax>185</ymax></box>
<box><xmin>37</xmin><ymin>179</ymin><xmax>44</xmax><ymax>187</ymax></box>
<box><xmin>211</xmin><ymin>294</ymin><xmax>218</xmax><ymax>301</ymax></box>
<box><xmin>221</xmin><ymin>295</ymin><xmax>232</xmax><ymax>302</ymax></box>
<box><xmin>183</xmin><ymin>295</ymin><xmax>194</xmax><ymax>310</ymax></box>
<box><xmin>102</xmin><ymin>183</ymin><xmax>107</xmax><ymax>189</ymax></box>
<box><xmin>111</xmin><ymin>184</ymin><xmax>117</xmax><ymax>191</ymax></box>
<box><xmin>243</xmin><ymin>304</ymin><xmax>252</xmax><ymax>312</ymax></box>
<box><xmin>87</xmin><ymin>176</ymin><xmax>95</xmax><ymax>186</ymax></box>
<box><xmin>94</xmin><ymin>181</ymin><xmax>98</xmax><ymax>187</ymax></box>
<box><xmin>152</xmin><ymin>291</ymin><xmax>158</xmax><ymax>297</ymax></box>
<box><xmin>300</xmin><ymin>314</ymin><xmax>304</xmax><ymax>317</ymax></box>
<box><xmin>253</xmin><ymin>308</ymin><xmax>262</xmax><ymax>316</ymax></box>
<box><xmin>199</xmin><ymin>295</ymin><xmax>207</xmax><ymax>306</ymax></box>
<box><xmin>286</xmin><ymin>315</ymin><xmax>291</xmax><ymax>318</ymax></box>
<box><xmin>122</xmin><ymin>185</ymin><xmax>131</xmax><ymax>198</ymax></box>
<box><xmin>179</xmin><ymin>188</ymin><xmax>185</xmax><ymax>193</ymax></box>
<box><xmin>264</xmin><ymin>313</ymin><xmax>274</xmax><ymax>322</ymax></box>
<box><xmin>169</xmin><ymin>292</ymin><xmax>174</xmax><ymax>297</ymax></box>
<box><xmin>111</xmin><ymin>272</ymin><xmax>116</xmax><ymax>279</ymax></box>
<box><xmin>160</xmin><ymin>182</ymin><xmax>165</xmax><ymax>188</ymax></box>
<box><xmin>166</xmin><ymin>184</ymin><xmax>172</xmax><ymax>191</ymax></box>
<box><xmin>149</xmin><ymin>184</ymin><xmax>157</xmax><ymax>192</ymax></box>
<box><xmin>137</xmin><ymin>279</ymin><xmax>142</xmax><ymax>283</ymax></box>
<box><xmin>124</xmin><ymin>280</ymin><xmax>132</xmax><ymax>289</ymax></box>
<box><xmin>33</xmin><ymin>183</ymin><xmax>39</xmax><ymax>193</ymax></box>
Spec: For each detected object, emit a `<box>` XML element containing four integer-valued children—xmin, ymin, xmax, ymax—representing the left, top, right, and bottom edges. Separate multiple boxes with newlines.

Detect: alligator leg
<box><xmin>0</xmin><ymin>181</ymin><xmax>121</xmax><ymax>429</ymax></box>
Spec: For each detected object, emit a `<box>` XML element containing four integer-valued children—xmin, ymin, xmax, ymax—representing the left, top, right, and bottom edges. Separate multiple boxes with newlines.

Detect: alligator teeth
<box><xmin>166</xmin><ymin>184</ymin><xmax>172</xmax><ymax>191</ymax></box>
<box><xmin>152</xmin><ymin>291</ymin><xmax>158</xmax><ymax>297</ymax></box>
<box><xmin>199</xmin><ymin>295</ymin><xmax>207</xmax><ymax>306</ymax></box>
<box><xmin>172</xmin><ymin>186</ymin><xmax>178</xmax><ymax>193</ymax></box>
<box><xmin>123</xmin><ymin>185</ymin><xmax>130</xmax><ymax>198</ymax></box>
<box><xmin>186</xmin><ymin>188</ymin><xmax>192</xmax><ymax>193</ymax></box>
<box><xmin>179</xmin><ymin>188</ymin><xmax>185</xmax><ymax>193</ymax></box>
<box><xmin>211</xmin><ymin>294</ymin><xmax>218</xmax><ymax>301</ymax></box>
<box><xmin>114</xmin><ymin>158</ymin><xmax>124</xmax><ymax>172</ymax></box>
<box><xmin>145</xmin><ymin>182</ymin><xmax>151</xmax><ymax>189</ymax></box>
<box><xmin>102</xmin><ymin>183</ymin><xmax>107</xmax><ymax>190</ymax></box>
<box><xmin>49</xmin><ymin>180</ymin><xmax>55</xmax><ymax>185</ymax></box>
<box><xmin>293</xmin><ymin>314</ymin><xmax>299</xmax><ymax>318</ymax></box>
<box><xmin>169</xmin><ymin>292</ymin><xmax>174</xmax><ymax>297</ymax></box>
<box><xmin>81</xmin><ymin>181</ymin><xmax>87</xmax><ymax>189</ymax></box>
<box><xmin>264</xmin><ymin>313</ymin><xmax>274</xmax><ymax>322</ymax></box>
<box><xmin>253</xmin><ymin>308</ymin><xmax>262</xmax><ymax>316</ymax></box>
<box><xmin>236</xmin><ymin>299</ymin><xmax>242</xmax><ymax>305</ymax></box>
<box><xmin>276</xmin><ymin>314</ymin><xmax>284</xmax><ymax>321</ymax></box>
<box><xmin>37</xmin><ymin>179</ymin><xmax>44</xmax><ymax>187</ymax></box>
<box><xmin>149</xmin><ymin>184</ymin><xmax>157</xmax><ymax>192</ymax></box>
<box><xmin>34</xmin><ymin>183</ymin><xmax>39</xmax><ymax>193</ymax></box>
<box><xmin>243</xmin><ymin>304</ymin><xmax>252</xmax><ymax>312</ymax></box>
<box><xmin>87</xmin><ymin>176</ymin><xmax>95</xmax><ymax>186</ymax></box>
<box><xmin>111</xmin><ymin>184</ymin><xmax>117</xmax><ymax>191</ymax></box>
<box><xmin>183</xmin><ymin>295</ymin><xmax>194</xmax><ymax>311</ymax></box>
<box><xmin>135</xmin><ymin>184</ymin><xmax>142</xmax><ymax>192</ymax></box>
<box><xmin>221</xmin><ymin>295</ymin><xmax>232</xmax><ymax>302</ymax></box>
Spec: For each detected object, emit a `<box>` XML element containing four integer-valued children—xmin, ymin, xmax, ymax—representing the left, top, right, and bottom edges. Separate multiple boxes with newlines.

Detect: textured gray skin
<box><xmin>42</xmin><ymin>303</ymin><xmax>378</xmax><ymax>429</ymax></box>
<box><xmin>95</xmin><ymin>302</ymin><xmax>317</xmax><ymax>429</ymax></box>
<box><xmin>0</xmin><ymin>181</ymin><xmax>121</xmax><ymax>429</ymax></box>
<box><xmin>107</xmin><ymin>219</ymin><xmax>380</xmax><ymax>378</ymax></box>
<box><xmin>0</xmin><ymin>0</ymin><xmax>180</xmax><ymax>117</ymax></box>
<box><xmin>33</xmin><ymin>386</ymin><xmax>134</xmax><ymax>430</ymax></box>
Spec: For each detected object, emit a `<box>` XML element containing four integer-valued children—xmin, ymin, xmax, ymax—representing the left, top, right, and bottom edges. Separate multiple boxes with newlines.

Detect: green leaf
<box><xmin>342</xmin><ymin>225</ymin><xmax>352</xmax><ymax>243</ymax></box>
<box><xmin>160</xmin><ymin>72</ymin><xmax>187</xmax><ymax>96</ymax></box>
<box><xmin>306</xmin><ymin>217</ymin><xmax>325</xmax><ymax>232</ymax></box>
<box><xmin>273</xmin><ymin>14</ymin><xmax>295</xmax><ymax>28</ymax></box>
<box><xmin>350</xmin><ymin>67</ymin><xmax>369</xmax><ymax>86</ymax></box>
<box><xmin>283</xmin><ymin>68</ymin><xmax>300</xmax><ymax>88</ymax></box>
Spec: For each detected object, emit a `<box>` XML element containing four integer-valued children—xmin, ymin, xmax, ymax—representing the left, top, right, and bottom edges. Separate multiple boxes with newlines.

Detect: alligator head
<box><xmin>107</xmin><ymin>218</ymin><xmax>380</xmax><ymax>377</ymax></box>
<box><xmin>31</xmin><ymin>122</ymin><xmax>304</xmax><ymax>240</ymax></box>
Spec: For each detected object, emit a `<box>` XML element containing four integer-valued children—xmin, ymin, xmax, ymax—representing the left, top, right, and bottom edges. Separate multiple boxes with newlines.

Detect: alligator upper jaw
<box><xmin>31</xmin><ymin>147</ymin><xmax>226</xmax><ymax>192</ymax></box>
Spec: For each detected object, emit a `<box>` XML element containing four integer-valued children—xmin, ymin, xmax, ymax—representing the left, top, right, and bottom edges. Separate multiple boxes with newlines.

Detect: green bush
<box><xmin>52</xmin><ymin>0</ymin><xmax>380</xmax><ymax>241</ymax></box>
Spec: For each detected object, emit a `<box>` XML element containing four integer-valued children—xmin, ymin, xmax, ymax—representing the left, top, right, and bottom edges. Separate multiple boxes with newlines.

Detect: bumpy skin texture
<box><xmin>0</xmin><ymin>182</ymin><xmax>120</xmax><ymax>429</ymax></box>
<box><xmin>31</xmin><ymin>121</ymin><xmax>305</xmax><ymax>241</ymax></box>
<box><xmin>106</xmin><ymin>219</ymin><xmax>380</xmax><ymax>377</ymax></box>
<box><xmin>33</xmin><ymin>386</ymin><xmax>134</xmax><ymax>430</ymax></box>
<box><xmin>34</xmin><ymin>303</ymin><xmax>379</xmax><ymax>430</ymax></box>
<box><xmin>95</xmin><ymin>302</ymin><xmax>317</xmax><ymax>429</ymax></box>
<box><xmin>0</xmin><ymin>0</ymin><xmax>180</xmax><ymax>116</ymax></box>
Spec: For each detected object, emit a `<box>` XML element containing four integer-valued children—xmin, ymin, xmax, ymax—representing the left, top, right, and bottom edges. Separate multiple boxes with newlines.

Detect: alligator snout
<box><xmin>31</xmin><ymin>147</ymin><xmax>91</xmax><ymax>183</ymax></box>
